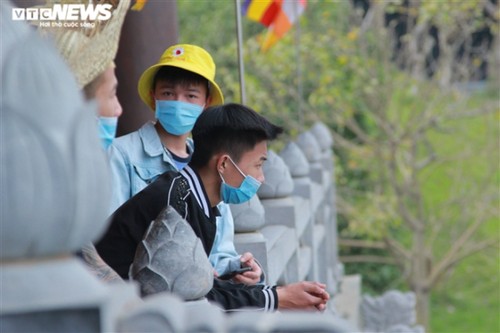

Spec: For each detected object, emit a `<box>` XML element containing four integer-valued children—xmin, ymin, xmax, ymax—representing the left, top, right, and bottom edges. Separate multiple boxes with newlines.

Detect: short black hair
<box><xmin>190</xmin><ymin>103</ymin><xmax>283</xmax><ymax>168</ymax></box>
<box><xmin>153</xmin><ymin>66</ymin><xmax>210</xmax><ymax>98</ymax></box>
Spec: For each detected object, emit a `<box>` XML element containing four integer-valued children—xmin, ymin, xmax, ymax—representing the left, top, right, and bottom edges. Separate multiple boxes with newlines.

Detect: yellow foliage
<box><xmin>347</xmin><ymin>29</ymin><xmax>358</xmax><ymax>41</ymax></box>
<box><xmin>338</xmin><ymin>55</ymin><xmax>348</xmax><ymax>66</ymax></box>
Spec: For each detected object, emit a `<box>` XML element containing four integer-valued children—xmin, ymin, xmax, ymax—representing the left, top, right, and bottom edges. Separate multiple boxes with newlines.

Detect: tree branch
<box><xmin>330</xmin><ymin>130</ymin><xmax>365</xmax><ymax>151</ymax></box>
<box><xmin>339</xmin><ymin>238</ymin><xmax>386</xmax><ymax>249</ymax></box>
<box><xmin>387</xmin><ymin>147</ymin><xmax>423</xmax><ymax>232</ymax></box>
<box><xmin>339</xmin><ymin>255</ymin><xmax>397</xmax><ymax>265</ymax></box>
<box><xmin>344</xmin><ymin>116</ymin><xmax>373</xmax><ymax>145</ymax></box>
<box><xmin>426</xmin><ymin>212</ymin><xmax>490</xmax><ymax>288</ymax></box>
<box><xmin>384</xmin><ymin>236</ymin><xmax>412</xmax><ymax>263</ymax></box>
<box><xmin>427</xmin><ymin>238</ymin><xmax>498</xmax><ymax>288</ymax></box>
<box><xmin>447</xmin><ymin>239</ymin><xmax>499</xmax><ymax>269</ymax></box>
<box><xmin>483</xmin><ymin>0</ymin><xmax>499</xmax><ymax>18</ymax></box>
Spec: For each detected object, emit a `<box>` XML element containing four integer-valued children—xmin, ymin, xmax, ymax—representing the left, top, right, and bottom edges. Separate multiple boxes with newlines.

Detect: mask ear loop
<box><xmin>226</xmin><ymin>155</ymin><xmax>247</xmax><ymax>178</ymax></box>
<box><xmin>218</xmin><ymin>171</ymin><xmax>227</xmax><ymax>183</ymax></box>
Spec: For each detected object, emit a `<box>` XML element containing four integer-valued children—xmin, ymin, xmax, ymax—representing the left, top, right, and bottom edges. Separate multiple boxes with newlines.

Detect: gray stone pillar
<box><xmin>361</xmin><ymin>290</ymin><xmax>425</xmax><ymax>333</ymax></box>
<box><xmin>231</xmin><ymin>196</ymin><xmax>270</xmax><ymax>282</ymax></box>
<box><xmin>295</xmin><ymin>131</ymin><xmax>330</xmax><ymax>284</ymax></box>
<box><xmin>278</xmin><ymin>142</ymin><xmax>315</xmax><ymax>281</ymax></box>
<box><xmin>257</xmin><ymin>150</ymin><xmax>300</xmax><ymax>284</ymax></box>
<box><xmin>310</xmin><ymin>122</ymin><xmax>342</xmax><ymax>291</ymax></box>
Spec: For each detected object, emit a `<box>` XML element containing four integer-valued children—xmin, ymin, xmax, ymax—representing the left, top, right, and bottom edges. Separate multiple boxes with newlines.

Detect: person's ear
<box><xmin>216</xmin><ymin>154</ymin><xmax>228</xmax><ymax>174</ymax></box>
<box><xmin>204</xmin><ymin>96</ymin><xmax>212</xmax><ymax>109</ymax></box>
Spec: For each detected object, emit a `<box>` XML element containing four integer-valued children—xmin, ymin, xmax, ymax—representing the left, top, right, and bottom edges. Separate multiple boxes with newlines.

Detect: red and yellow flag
<box><xmin>261</xmin><ymin>0</ymin><xmax>307</xmax><ymax>51</ymax></box>
<box><xmin>241</xmin><ymin>0</ymin><xmax>283</xmax><ymax>27</ymax></box>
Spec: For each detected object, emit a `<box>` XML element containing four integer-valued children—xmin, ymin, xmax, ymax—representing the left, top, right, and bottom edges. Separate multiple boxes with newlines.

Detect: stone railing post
<box><xmin>310</xmin><ymin>122</ymin><xmax>343</xmax><ymax>292</ymax></box>
<box><xmin>279</xmin><ymin>141</ymin><xmax>315</xmax><ymax>281</ymax></box>
<box><xmin>295</xmin><ymin>130</ymin><xmax>331</xmax><ymax>285</ymax></box>
<box><xmin>256</xmin><ymin>149</ymin><xmax>303</xmax><ymax>284</ymax></box>
<box><xmin>361</xmin><ymin>290</ymin><xmax>425</xmax><ymax>333</ymax></box>
<box><xmin>232</xmin><ymin>149</ymin><xmax>302</xmax><ymax>285</ymax></box>
<box><xmin>230</xmin><ymin>196</ymin><xmax>270</xmax><ymax>280</ymax></box>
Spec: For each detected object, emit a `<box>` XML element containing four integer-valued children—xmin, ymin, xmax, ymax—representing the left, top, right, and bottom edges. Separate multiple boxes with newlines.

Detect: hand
<box><xmin>276</xmin><ymin>281</ymin><xmax>330</xmax><ymax>311</ymax></box>
<box><xmin>232</xmin><ymin>252</ymin><xmax>262</xmax><ymax>285</ymax></box>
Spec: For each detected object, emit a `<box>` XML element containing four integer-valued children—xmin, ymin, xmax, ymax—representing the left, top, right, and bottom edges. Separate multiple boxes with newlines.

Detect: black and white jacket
<box><xmin>96</xmin><ymin>166</ymin><xmax>278</xmax><ymax>311</ymax></box>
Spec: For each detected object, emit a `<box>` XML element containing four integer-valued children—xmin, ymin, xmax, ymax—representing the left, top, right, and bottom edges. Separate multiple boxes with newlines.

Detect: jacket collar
<box><xmin>139</xmin><ymin>122</ymin><xmax>195</xmax><ymax>161</ymax></box>
<box><xmin>139</xmin><ymin>122</ymin><xmax>164</xmax><ymax>157</ymax></box>
<box><xmin>180</xmin><ymin>165</ymin><xmax>220</xmax><ymax>218</ymax></box>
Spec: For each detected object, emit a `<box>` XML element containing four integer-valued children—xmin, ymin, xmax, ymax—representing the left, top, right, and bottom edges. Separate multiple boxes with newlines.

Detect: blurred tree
<box><xmin>328</xmin><ymin>0</ymin><xmax>499</xmax><ymax>327</ymax></box>
<box><xmin>176</xmin><ymin>0</ymin><xmax>499</xmax><ymax>329</ymax></box>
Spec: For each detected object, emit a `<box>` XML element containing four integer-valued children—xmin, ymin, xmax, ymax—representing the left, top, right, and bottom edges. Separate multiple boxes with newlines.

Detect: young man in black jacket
<box><xmin>96</xmin><ymin>103</ymin><xmax>330</xmax><ymax>311</ymax></box>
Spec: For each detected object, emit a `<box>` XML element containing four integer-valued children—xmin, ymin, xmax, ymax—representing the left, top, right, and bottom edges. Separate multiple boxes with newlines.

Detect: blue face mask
<box><xmin>97</xmin><ymin>116</ymin><xmax>118</xmax><ymax>149</ymax></box>
<box><xmin>155</xmin><ymin>100</ymin><xmax>203</xmax><ymax>135</ymax></box>
<box><xmin>219</xmin><ymin>156</ymin><xmax>262</xmax><ymax>204</ymax></box>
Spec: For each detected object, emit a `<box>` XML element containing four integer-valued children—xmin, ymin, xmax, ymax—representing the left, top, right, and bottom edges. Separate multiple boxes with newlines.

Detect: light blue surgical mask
<box><xmin>155</xmin><ymin>100</ymin><xmax>203</xmax><ymax>135</ymax></box>
<box><xmin>219</xmin><ymin>156</ymin><xmax>262</xmax><ymax>204</ymax></box>
<box><xmin>97</xmin><ymin>116</ymin><xmax>118</xmax><ymax>149</ymax></box>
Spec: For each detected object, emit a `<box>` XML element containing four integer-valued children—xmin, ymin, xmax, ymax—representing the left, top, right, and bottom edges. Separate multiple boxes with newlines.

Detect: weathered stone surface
<box><xmin>296</xmin><ymin>131</ymin><xmax>322</xmax><ymax>163</ymax></box>
<box><xmin>226</xmin><ymin>311</ymin><xmax>353</xmax><ymax>332</ymax></box>
<box><xmin>279</xmin><ymin>142</ymin><xmax>310</xmax><ymax>178</ymax></box>
<box><xmin>361</xmin><ymin>290</ymin><xmax>425</xmax><ymax>333</ymax></box>
<box><xmin>115</xmin><ymin>293</ymin><xmax>185</xmax><ymax>333</ymax></box>
<box><xmin>310</xmin><ymin>122</ymin><xmax>334</xmax><ymax>151</ymax></box>
<box><xmin>183</xmin><ymin>299</ymin><xmax>225</xmax><ymax>333</ymax></box>
<box><xmin>257</xmin><ymin>150</ymin><xmax>294</xmax><ymax>199</ymax></box>
<box><xmin>0</xmin><ymin>257</ymin><xmax>109</xmax><ymax>333</ymax></box>
<box><xmin>231</xmin><ymin>195</ymin><xmax>266</xmax><ymax>232</ymax></box>
<box><xmin>386</xmin><ymin>324</ymin><xmax>425</xmax><ymax>333</ymax></box>
<box><xmin>130</xmin><ymin>206</ymin><xmax>213</xmax><ymax>300</ymax></box>
<box><xmin>1</xmin><ymin>4</ymin><xmax>111</xmax><ymax>259</ymax></box>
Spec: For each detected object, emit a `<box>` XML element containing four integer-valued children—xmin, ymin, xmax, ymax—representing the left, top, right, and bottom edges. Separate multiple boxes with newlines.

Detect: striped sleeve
<box><xmin>207</xmin><ymin>280</ymin><xmax>278</xmax><ymax>312</ymax></box>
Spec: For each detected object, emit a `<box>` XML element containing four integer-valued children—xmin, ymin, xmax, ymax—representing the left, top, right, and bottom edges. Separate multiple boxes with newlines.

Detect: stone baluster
<box><xmin>294</xmin><ymin>131</ymin><xmax>330</xmax><ymax>284</ymax></box>
<box><xmin>231</xmin><ymin>149</ymin><xmax>300</xmax><ymax>285</ymax></box>
<box><xmin>311</xmin><ymin>121</ymin><xmax>334</xmax><ymax>171</ymax></box>
<box><xmin>226</xmin><ymin>310</ymin><xmax>353</xmax><ymax>333</ymax></box>
<box><xmin>230</xmin><ymin>196</ymin><xmax>270</xmax><ymax>282</ymax></box>
<box><xmin>130</xmin><ymin>206</ymin><xmax>214</xmax><ymax>300</ymax></box>
<box><xmin>279</xmin><ymin>142</ymin><xmax>314</xmax><ymax>281</ymax></box>
<box><xmin>310</xmin><ymin>122</ymin><xmax>343</xmax><ymax>293</ymax></box>
<box><xmin>256</xmin><ymin>150</ymin><xmax>302</xmax><ymax>284</ymax></box>
<box><xmin>361</xmin><ymin>291</ymin><xmax>425</xmax><ymax>333</ymax></box>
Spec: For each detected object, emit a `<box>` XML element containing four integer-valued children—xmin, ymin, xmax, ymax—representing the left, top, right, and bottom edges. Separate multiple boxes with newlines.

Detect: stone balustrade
<box><xmin>231</xmin><ymin>123</ymin><xmax>342</xmax><ymax>296</ymax></box>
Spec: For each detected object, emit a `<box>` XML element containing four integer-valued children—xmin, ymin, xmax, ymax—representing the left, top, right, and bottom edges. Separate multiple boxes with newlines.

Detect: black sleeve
<box><xmin>206</xmin><ymin>279</ymin><xmax>278</xmax><ymax>312</ymax></box>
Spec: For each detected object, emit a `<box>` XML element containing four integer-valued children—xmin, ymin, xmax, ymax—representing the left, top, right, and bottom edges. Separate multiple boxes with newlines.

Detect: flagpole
<box><xmin>294</xmin><ymin>0</ymin><xmax>304</xmax><ymax>130</ymax></box>
<box><xmin>235</xmin><ymin>0</ymin><xmax>247</xmax><ymax>104</ymax></box>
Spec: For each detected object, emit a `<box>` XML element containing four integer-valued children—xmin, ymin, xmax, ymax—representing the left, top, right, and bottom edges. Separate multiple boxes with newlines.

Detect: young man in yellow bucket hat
<box><xmin>106</xmin><ymin>44</ymin><xmax>264</xmax><ymax>285</ymax></box>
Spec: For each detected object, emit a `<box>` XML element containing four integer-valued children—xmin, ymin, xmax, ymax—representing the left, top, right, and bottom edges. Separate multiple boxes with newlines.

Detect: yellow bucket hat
<box><xmin>138</xmin><ymin>44</ymin><xmax>224</xmax><ymax>110</ymax></box>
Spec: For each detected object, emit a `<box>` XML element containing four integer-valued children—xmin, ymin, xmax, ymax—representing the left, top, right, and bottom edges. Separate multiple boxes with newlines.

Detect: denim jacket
<box><xmin>106</xmin><ymin>121</ymin><xmax>244</xmax><ymax>277</ymax></box>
